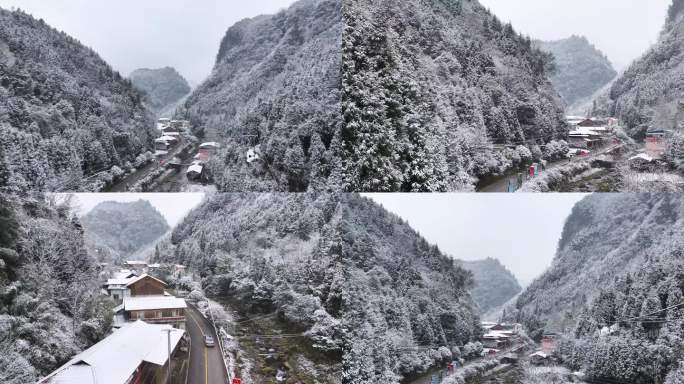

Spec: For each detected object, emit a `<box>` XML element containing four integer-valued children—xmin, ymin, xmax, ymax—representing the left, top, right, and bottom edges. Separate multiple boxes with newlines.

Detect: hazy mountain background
<box><xmin>534</xmin><ymin>35</ymin><xmax>617</xmax><ymax>113</ymax></box>
<box><xmin>129</xmin><ymin>67</ymin><xmax>191</xmax><ymax>117</ymax></box>
<box><xmin>0</xmin><ymin>8</ymin><xmax>156</xmax><ymax>193</ymax></box>
<box><xmin>81</xmin><ymin>200</ymin><xmax>170</xmax><ymax>263</ymax></box>
<box><xmin>459</xmin><ymin>257</ymin><xmax>522</xmax><ymax>315</ymax></box>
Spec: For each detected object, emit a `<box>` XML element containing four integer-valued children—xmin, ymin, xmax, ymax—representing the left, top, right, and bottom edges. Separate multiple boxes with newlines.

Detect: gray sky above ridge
<box><xmin>480</xmin><ymin>0</ymin><xmax>670</xmax><ymax>70</ymax></box>
<box><xmin>64</xmin><ymin>193</ymin><xmax>206</xmax><ymax>227</ymax></box>
<box><xmin>0</xmin><ymin>0</ymin><xmax>670</xmax><ymax>83</ymax></box>
<box><xmin>364</xmin><ymin>193</ymin><xmax>588</xmax><ymax>286</ymax></box>
<box><xmin>0</xmin><ymin>0</ymin><xmax>297</xmax><ymax>85</ymax></box>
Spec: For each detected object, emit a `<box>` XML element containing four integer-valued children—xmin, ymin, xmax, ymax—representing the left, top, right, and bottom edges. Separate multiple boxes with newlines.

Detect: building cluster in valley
<box><xmin>480</xmin><ymin>321</ymin><xmax>559</xmax><ymax>367</ymax></box>
<box><xmin>566</xmin><ymin>115</ymin><xmax>671</xmax><ymax>168</ymax></box>
<box><xmin>480</xmin><ymin>321</ymin><xmax>523</xmax><ymax>354</ymax></box>
<box><xmin>39</xmin><ymin>262</ymin><xmax>191</xmax><ymax>384</ymax></box>
<box><xmin>566</xmin><ymin>116</ymin><xmax>620</xmax><ymax>152</ymax></box>
<box><xmin>154</xmin><ymin>118</ymin><xmax>188</xmax><ymax>155</ymax></box>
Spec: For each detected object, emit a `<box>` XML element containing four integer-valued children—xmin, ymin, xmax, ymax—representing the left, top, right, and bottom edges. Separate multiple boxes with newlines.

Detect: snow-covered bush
<box><xmin>188</xmin><ymin>289</ymin><xmax>206</xmax><ymax>302</ymax></box>
<box><xmin>519</xmin><ymin>161</ymin><xmax>591</xmax><ymax>192</ymax></box>
<box><xmin>462</xmin><ymin>342</ymin><xmax>483</xmax><ymax>359</ymax></box>
<box><xmin>543</xmin><ymin>140</ymin><xmax>570</xmax><ymax>161</ymax></box>
<box><xmin>666</xmin><ymin>364</ymin><xmax>684</xmax><ymax>384</ymax></box>
<box><xmin>110</xmin><ymin>165</ymin><xmax>125</xmax><ymax>179</ymax></box>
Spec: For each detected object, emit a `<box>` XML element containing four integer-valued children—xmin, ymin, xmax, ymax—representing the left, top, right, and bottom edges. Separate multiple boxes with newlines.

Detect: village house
<box><xmin>529</xmin><ymin>351</ymin><xmax>551</xmax><ymax>366</ymax></box>
<box><xmin>39</xmin><ymin>320</ymin><xmax>185</xmax><ymax>384</ymax></box>
<box><xmin>186</xmin><ymin>161</ymin><xmax>205</xmax><ymax>182</ymax></box>
<box><xmin>161</xmin><ymin>124</ymin><xmax>182</xmax><ymax>137</ymax></box>
<box><xmin>157</xmin><ymin>118</ymin><xmax>171</xmax><ymax>130</ymax></box>
<box><xmin>104</xmin><ymin>270</ymin><xmax>138</xmax><ymax>301</ymax></box>
<box><xmin>112</xmin><ymin>274</ymin><xmax>187</xmax><ymax>329</ymax></box>
<box><xmin>154</xmin><ymin>135</ymin><xmax>179</xmax><ymax>152</ymax></box>
<box><xmin>568</xmin><ymin>127</ymin><xmax>608</xmax><ymax>149</ymax></box>
<box><xmin>480</xmin><ymin>322</ymin><xmax>520</xmax><ymax>349</ymax></box>
<box><xmin>196</xmin><ymin>141</ymin><xmax>221</xmax><ymax>162</ymax></box>
<box><xmin>541</xmin><ymin>333</ymin><xmax>558</xmax><ymax>353</ymax></box>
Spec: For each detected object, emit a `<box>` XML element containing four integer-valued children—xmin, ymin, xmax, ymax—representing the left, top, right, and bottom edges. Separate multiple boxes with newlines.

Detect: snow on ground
<box><xmin>621</xmin><ymin>170</ymin><xmax>684</xmax><ymax>192</ymax></box>
<box><xmin>524</xmin><ymin>365</ymin><xmax>587</xmax><ymax>384</ymax></box>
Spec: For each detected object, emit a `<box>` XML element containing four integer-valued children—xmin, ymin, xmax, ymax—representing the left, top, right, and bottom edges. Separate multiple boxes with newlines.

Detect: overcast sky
<box><xmin>65</xmin><ymin>193</ymin><xmax>206</xmax><ymax>227</ymax></box>
<box><xmin>0</xmin><ymin>1</ymin><xmax>670</xmax><ymax>84</ymax></box>
<box><xmin>0</xmin><ymin>0</ymin><xmax>297</xmax><ymax>84</ymax></box>
<box><xmin>480</xmin><ymin>0</ymin><xmax>671</xmax><ymax>70</ymax></box>
<box><xmin>365</xmin><ymin>193</ymin><xmax>588</xmax><ymax>286</ymax></box>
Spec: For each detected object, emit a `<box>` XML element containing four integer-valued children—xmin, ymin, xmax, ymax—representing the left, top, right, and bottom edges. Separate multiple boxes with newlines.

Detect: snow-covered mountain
<box><xmin>595</xmin><ymin>0</ymin><xmax>684</xmax><ymax>138</ymax></box>
<box><xmin>158</xmin><ymin>193</ymin><xmax>480</xmax><ymax>383</ymax></box>
<box><xmin>177</xmin><ymin>0</ymin><xmax>342</xmax><ymax>192</ymax></box>
<box><xmin>512</xmin><ymin>193</ymin><xmax>684</xmax><ymax>383</ymax></box>
<box><xmin>535</xmin><ymin>35</ymin><xmax>617</xmax><ymax>111</ymax></box>
<box><xmin>0</xmin><ymin>194</ymin><xmax>112</xmax><ymax>383</ymax></box>
<box><xmin>81</xmin><ymin>200</ymin><xmax>170</xmax><ymax>263</ymax></box>
<box><xmin>129</xmin><ymin>67</ymin><xmax>191</xmax><ymax>116</ymax></box>
<box><xmin>341</xmin><ymin>0</ymin><xmax>566</xmax><ymax>191</ymax></box>
<box><xmin>0</xmin><ymin>9</ymin><xmax>157</xmax><ymax>193</ymax></box>
<box><xmin>459</xmin><ymin>257</ymin><xmax>522</xmax><ymax>315</ymax></box>
<box><xmin>178</xmin><ymin>0</ymin><xmax>566</xmax><ymax>192</ymax></box>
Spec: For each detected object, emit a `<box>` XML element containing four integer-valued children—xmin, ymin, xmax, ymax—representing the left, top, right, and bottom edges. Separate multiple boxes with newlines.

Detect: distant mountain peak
<box><xmin>130</xmin><ymin>67</ymin><xmax>191</xmax><ymax>115</ymax></box>
<box><xmin>82</xmin><ymin>199</ymin><xmax>169</xmax><ymax>262</ymax></box>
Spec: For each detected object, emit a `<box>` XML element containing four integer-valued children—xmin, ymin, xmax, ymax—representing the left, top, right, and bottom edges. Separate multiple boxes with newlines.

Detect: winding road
<box><xmin>185</xmin><ymin>303</ymin><xmax>229</xmax><ymax>384</ymax></box>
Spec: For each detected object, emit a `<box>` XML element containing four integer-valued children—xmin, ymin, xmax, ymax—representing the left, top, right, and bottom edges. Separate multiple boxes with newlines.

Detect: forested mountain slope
<box><xmin>459</xmin><ymin>258</ymin><xmax>521</xmax><ymax>314</ymax></box>
<box><xmin>81</xmin><ymin>200</ymin><xmax>169</xmax><ymax>262</ymax></box>
<box><xmin>342</xmin><ymin>0</ymin><xmax>567</xmax><ymax>191</ymax></box>
<box><xmin>514</xmin><ymin>193</ymin><xmax>684</xmax><ymax>383</ymax></box>
<box><xmin>535</xmin><ymin>36</ymin><xmax>617</xmax><ymax>110</ymax></box>
<box><xmin>0</xmin><ymin>195</ymin><xmax>113</xmax><ymax>384</ymax></box>
<box><xmin>0</xmin><ymin>9</ymin><xmax>157</xmax><ymax>193</ymax></box>
<box><xmin>129</xmin><ymin>67</ymin><xmax>191</xmax><ymax>115</ymax></box>
<box><xmin>177</xmin><ymin>0</ymin><xmax>342</xmax><ymax>192</ymax></box>
<box><xmin>595</xmin><ymin>0</ymin><xmax>684</xmax><ymax>136</ymax></box>
<box><xmin>159</xmin><ymin>194</ymin><xmax>480</xmax><ymax>382</ymax></box>
<box><xmin>514</xmin><ymin>194</ymin><xmax>684</xmax><ymax>338</ymax></box>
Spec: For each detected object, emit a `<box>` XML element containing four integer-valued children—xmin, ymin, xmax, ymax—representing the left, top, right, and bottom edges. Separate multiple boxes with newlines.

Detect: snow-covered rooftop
<box><xmin>105</xmin><ymin>277</ymin><xmax>135</xmax><ymax>287</ymax></box>
<box><xmin>124</xmin><ymin>261</ymin><xmax>148</xmax><ymax>266</ymax></box>
<box><xmin>629</xmin><ymin>153</ymin><xmax>654</xmax><ymax>162</ymax></box>
<box><xmin>530</xmin><ymin>351</ymin><xmax>549</xmax><ymax>358</ymax></box>
<box><xmin>569</xmin><ymin>127</ymin><xmax>604</xmax><ymax>136</ymax></box>
<box><xmin>123</xmin><ymin>295</ymin><xmax>187</xmax><ymax>311</ymax></box>
<box><xmin>125</xmin><ymin>273</ymin><xmax>168</xmax><ymax>288</ymax></box>
<box><xmin>187</xmin><ymin>163</ymin><xmax>203</xmax><ymax>175</ymax></box>
<box><xmin>39</xmin><ymin>321</ymin><xmax>184</xmax><ymax>384</ymax></box>
<box><xmin>112</xmin><ymin>270</ymin><xmax>137</xmax><ymax>279</ymax></box>
<box><xmin>199</xmin><ymin>142</ymin><xmax>221</xmax><ymax>149</ymax></box>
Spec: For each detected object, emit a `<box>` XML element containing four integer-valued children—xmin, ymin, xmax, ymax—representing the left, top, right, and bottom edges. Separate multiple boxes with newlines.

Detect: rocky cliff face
<box><xmin>178</xmin><ymin>0</ymin><xmax>343</xmax><ymax>192</ymax></box>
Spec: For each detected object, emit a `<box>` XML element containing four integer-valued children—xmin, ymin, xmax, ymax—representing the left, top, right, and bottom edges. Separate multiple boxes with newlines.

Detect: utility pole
<box><xmin>163</xmin><ymin>328</ymin><xmax>172</xmax><ymax>384</ymax></box>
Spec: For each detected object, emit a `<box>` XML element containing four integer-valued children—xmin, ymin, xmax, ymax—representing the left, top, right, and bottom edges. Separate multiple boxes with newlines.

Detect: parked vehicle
<box><xmin>204</xmin><ymin>335</ymin><xmax>215</xmax><ymax>347</ymax></box>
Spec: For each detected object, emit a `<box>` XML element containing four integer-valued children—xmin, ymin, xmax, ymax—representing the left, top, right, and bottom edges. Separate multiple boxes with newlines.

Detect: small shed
<box><xmin>186</xmin><ymin>162</ymin><xmax>204</xmax><ymax>181</ymax></box>
<box><xmin>529</xmin><ymin>351</ymin><xmax>550</xmax><ymax>366</ymax></box>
